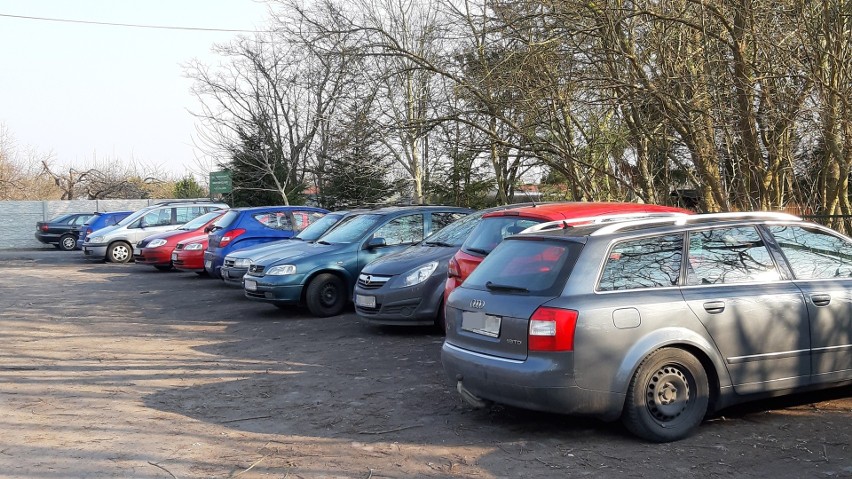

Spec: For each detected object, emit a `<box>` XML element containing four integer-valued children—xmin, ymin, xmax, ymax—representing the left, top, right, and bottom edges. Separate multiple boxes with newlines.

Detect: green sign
<box><xmin>209</xmin><ymin>170</ymin><xmax>232</xmax><ymax>194</ymax></box>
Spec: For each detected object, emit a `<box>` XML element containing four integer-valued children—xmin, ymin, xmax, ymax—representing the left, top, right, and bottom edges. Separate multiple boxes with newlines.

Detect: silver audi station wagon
<box><xmin>442</xmin><ymin>212</ymin><xmax>852</xmax><ymax>442</ymax></box>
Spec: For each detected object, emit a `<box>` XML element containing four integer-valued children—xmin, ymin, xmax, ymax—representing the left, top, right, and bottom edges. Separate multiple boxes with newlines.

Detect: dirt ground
<box><xmin>1</xmin><ymin>249</ymin><xmax>851</xmax><ymax>478</ymax></box>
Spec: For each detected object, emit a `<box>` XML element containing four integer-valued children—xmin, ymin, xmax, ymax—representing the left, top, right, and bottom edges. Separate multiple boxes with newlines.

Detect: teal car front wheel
<box><xmin>306</xmin><ymin>273</ymin><xmax>346</xmax><ymax>317</ymax></box>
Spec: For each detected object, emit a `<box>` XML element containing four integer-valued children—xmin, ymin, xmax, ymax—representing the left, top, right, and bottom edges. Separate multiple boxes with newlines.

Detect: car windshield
<box><xmin>423</xmin><ymin>210</ymin><xmax>486</xmax><ymax>247</ymax></box>
<box><xmin>116</xmin><ymin>208</ymin><xmax>151</xmax><ymax>227</ymax></box>
<box><xmin>461</xmin><ymin>216</ymin><xmax>543</xmax><ymax>255</ymax></box>
<box><xmin>317</xmin><ymin>214</ymin><xmax>381</xmax><ymax>244</ymax></box>
<box><xmin>295</xmin><ymin>213</ymin><xmax>344</xmax><ymax>241</ymax></box>
<box><xmin>178</xmin><ymin>211</ymin><xmax>223</xmax><ymax>230</ymax></box>
<box><xmin>464</xmin><ymin>238</ymin><xmax>582</xmax><ymax>295</ymax></box>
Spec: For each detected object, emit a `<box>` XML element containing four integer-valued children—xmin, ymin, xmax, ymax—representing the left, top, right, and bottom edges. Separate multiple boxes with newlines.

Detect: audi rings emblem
<box><xmin>470</xmin><ymin>299</ymin><xmax>485</xmax><ymax>309</ymax></box>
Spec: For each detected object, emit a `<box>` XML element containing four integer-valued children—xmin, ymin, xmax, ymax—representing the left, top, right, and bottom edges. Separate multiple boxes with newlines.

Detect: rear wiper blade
<box><xmin>485</xmin><ymin>281</ymin><xmax>529</xmax><ymax>293</ymax></box>
<box><xmin>465</xmin><ymin>247</ymin><xmax>491</xmax><ymax>255</ymax></box>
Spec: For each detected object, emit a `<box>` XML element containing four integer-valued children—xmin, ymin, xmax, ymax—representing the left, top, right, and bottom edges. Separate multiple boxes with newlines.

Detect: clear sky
<box><xmin>0</xmin><ymin>0</ymin><xmax>271</xmax><ymax>179</ymax></box>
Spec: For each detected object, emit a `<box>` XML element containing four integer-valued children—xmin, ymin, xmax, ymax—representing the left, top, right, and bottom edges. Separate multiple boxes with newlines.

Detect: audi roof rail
<box><xmin>590</xmin><ymin>211</ymin><xmax>802</xmax><ymax>236</ymax></box>
<box><xmin>520</xmin><ymin>212</ymin><xmax>691</xmax><ymax>234</ymax></box>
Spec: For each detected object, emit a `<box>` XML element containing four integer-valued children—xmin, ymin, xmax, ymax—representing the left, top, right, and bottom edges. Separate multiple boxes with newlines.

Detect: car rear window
<box><xmin>461</xmin><ymin>216</ymin><xmax>543</xmax><ymax>255</ymax></box>
<box><xmin>212</xmin><ymin>210</ymin><xmax>240</xmax><ymax>230</ymax></box>
<box><xmin>463</xmin><ymin>238</ymin><xmax>581</xmax><ymax>295</ymax></box>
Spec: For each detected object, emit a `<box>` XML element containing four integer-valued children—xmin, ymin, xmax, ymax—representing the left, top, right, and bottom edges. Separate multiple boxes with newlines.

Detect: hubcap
<box><xmin>645</xmin><ymin>365</ymin><xmax>690</xmax><ymax>422</ymax></box>
<box><xmin>321</xmin><ymin>283</ymin><xmax>338</xmax><ymax>306</ymax></box>
<box><xmin>113</xmin><ymin>247</ymin><xmax>129</xmax><ymax>261</ymax></box>
<box><xmin>63</xmin><ymin>238</ymin><xmax>75</xmax><ymax>249</ymax></box>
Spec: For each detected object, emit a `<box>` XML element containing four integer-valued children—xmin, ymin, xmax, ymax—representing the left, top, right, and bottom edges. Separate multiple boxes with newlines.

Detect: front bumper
<box><xmin>220</xmin><ymin>265</ymin><xmax>249</xmax><ymax>287</ymax></box>
<box><xmin>82</xmin><ymin>244</ymin><xmax>108</xmax><ymax>260</ymax></box>
<box><xmin>441</xmin><ymin>342</ymin><xmax>624</xmax><ymax>421</ymax></box>
<box><xmin>173</xmin><ymin>250</ymin><xmax>205</xmax><ymax>272</ymax></box>
<box><xmin>134</xmin><ymin>248</ymin><xmax>172</xmax><ymax>266</ymax></box>
<box><xmin>354</xmin><ymin>277</ymin><xmax>443</xmax><ymax>326</ymax></box>
<box><xmin>242</xmin><ymin>273</ymin><xmax>306</xmax><ymax>304</ymax></box>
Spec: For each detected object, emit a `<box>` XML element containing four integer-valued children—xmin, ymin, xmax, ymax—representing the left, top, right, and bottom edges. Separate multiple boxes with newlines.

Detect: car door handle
<box><xmin>703</xmin><ymin>301</ymin><xmax>726</xmax><ymax>314</ymax></box>
<box><xmin>810</xmin><ymin>294</ymin><xmax>831</xmax><ymax>307</ymax></box>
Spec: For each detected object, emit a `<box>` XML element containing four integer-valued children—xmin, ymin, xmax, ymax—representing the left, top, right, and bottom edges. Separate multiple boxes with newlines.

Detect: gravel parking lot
<box><xmin>1</xmin><ymin>249</ymin><xmax>851</xmax><ymax>478</ymax></box>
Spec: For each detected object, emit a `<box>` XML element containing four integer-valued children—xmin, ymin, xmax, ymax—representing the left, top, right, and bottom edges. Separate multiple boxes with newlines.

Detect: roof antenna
<box><xmin>518</xmin><ymin>185</ymin><xmax>537</xmax><ymax>207</ymax></box>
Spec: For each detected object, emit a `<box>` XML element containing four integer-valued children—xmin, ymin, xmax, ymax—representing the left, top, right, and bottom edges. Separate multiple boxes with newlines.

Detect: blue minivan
<box><xmin>76</xmin><ymin>211</ymin><xmax>133</xmax><ymax>249</ymax></box>
<box><xmin>203</xmin><ymin>206</ymin><xmax>329</xmax><ymax>278</ymax></box>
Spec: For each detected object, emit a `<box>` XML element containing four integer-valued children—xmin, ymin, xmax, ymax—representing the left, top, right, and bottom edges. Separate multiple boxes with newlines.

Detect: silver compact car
<box><xmin>442</xmin><ymin>212</ymin><xmax>852</xmax><ymax>442</ymax></box>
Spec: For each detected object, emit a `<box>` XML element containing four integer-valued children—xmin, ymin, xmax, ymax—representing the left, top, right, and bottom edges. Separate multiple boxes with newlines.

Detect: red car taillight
<box><xmin>40</xmin><ymin>224</ymin><xmax>49</xmax><ymax>232</ymax></box>
<box><xmin>528</xmin><ymin>307</ymin><xmax>578</xmax><ymax>352</ymax></box>
<box><xmin>447</xmin><ymin>256</ymin><xmax>460</xmax><ymax>278</ymax></box>
<box><xmin>218</xmin><ymin>228</ymin><xmax>246</xmax><ymax>247</ymax></box>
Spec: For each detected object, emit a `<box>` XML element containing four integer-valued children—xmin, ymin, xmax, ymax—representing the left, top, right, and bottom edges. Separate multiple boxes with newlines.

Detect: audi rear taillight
<box><xmin>219</xmin><ymin>228</ymin><xmax>246</xmax><ymax>247</ymax></box>
<box><xmin>448</xmin><ymin>256</ymin><xmax>461</xmax><ymax>278</ymax></box>
<box><xmin>528</xmin><ymin>307</ymin><xmax>578</xmax><ymax>352</ymax></box>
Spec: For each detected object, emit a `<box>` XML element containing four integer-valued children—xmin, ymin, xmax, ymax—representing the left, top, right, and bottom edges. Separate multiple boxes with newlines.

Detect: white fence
<box><xmin>0</xmin><ymin>200</ymin><xmax>174</xmax><ymax>249</ymax></box>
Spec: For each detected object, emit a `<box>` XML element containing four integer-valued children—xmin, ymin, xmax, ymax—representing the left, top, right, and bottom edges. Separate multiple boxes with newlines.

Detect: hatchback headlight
<box><xmin>234</xmin><ymin>258</ymin><xmax>252</xmax><ymax>268</ymax></box>
<box><xmin>90</xmin><ymin>236</ymin><xmax>105</xmax><ymax>244</ymax></box>
<box><xmin>147</xmin><ymin>239</ymin><xmax>167</xmax><ymax>248</ymax></box>
<box><xmin>397</xmin><ymin>261</ymin><xmax>439</xmax><ymax>288</ymax></box>
<box><xmin>266</xmin><ymin>264</ymin><xmax>297</xmax><ymax>276</ymax></box>
<box><xmin>184</xmin><ymin>243</ymin><xmax>204</xmax><ymax>251</ymax></box>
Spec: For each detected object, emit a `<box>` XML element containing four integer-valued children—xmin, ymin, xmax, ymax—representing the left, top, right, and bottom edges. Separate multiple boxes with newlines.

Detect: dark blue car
<box><xmin>76</xmin><ymin>211</ymin><xmax>133</xmax><ymax>249</ymax></box>
<box><xmin>241</xmin><ymin>205</ymin><xmax>472</xmax><ymax>317</ymax></box>
<box><xmin>203</xmin><ymin>206</ymin><xmax>329</xmax><ymax>278</ymax></box>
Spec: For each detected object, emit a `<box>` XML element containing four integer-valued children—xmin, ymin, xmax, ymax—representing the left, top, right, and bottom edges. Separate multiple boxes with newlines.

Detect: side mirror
<box><xmin>365</xmin><ymin>237</ymin><xmax>386</xmax><ymax>249</ymax></box>
<box><xmin>204</xmin><ymin>225</ymin><xmax>213</xmax><ymax>233</ymax></box>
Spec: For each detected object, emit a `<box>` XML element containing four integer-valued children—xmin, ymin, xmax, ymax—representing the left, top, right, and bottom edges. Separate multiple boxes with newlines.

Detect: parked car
<box><xmin>35</xmin><ymin>213</ymin><xmax>94</xmax><ymax>250</ymax></box>
<box><xmin>354</xmin><ymin>205</ymin><xmax>530</xmax><ymax>330</ymax></box>
<box><xmin>204</xmin><ymin>206</ymin><xmax>329</xmax><ymax>278</ymax></box>
<box><xmin>133</xmin><ymin>210</ymin><xmax>225</xmax><ymax>271</ymax></box>
<box><xmin>220</xmin><ymin>210</ymin><xmax>359</xmax><ymax>287</ymax></box>
<box><xmin>82</xmin><ymin>201</ymin><xmax>227</xmax><ymax>263</ymax></box>
<box><xmin>441</xmin><ymin>211</ymin><xmax>852</xmax><ymax>442</ymax></box>
<box><xmin>171</xmin><ymin>235</ymin><xmax>209</xmax><ymax>274</ymax></box>
<box><xmin>242</xmin><ymin>206</ymin><xmax>472</xmax><ymax>317</ymax></box>
<box><xmin>444</xmin><ymin>202</ymin><xmax>693</xmax><ymax>301</ymax></box>
<box><xmin>76</xmin><ymin>211</ymin><xmax>133</xmax><ymax>249</ymax></box>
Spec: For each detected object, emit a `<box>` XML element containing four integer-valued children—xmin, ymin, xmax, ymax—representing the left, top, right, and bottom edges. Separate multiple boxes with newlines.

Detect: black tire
<box><xmin>59</xmin><ymin>234</ymin><xmax>77</xmax><ymax>251</ymax></box>
<box><xmin>154</xmin><ymin>265</ymin><xmax>173</xmax><ymax>272</ymax></box>
<box><xmin>435</xmin><ymin>297</ymin><xmax>447</xmax><ymax>333</ymax></box>
<box><xmin>305</xmin><ymin>273</ymin><xmax>346</xmax><ymax>317</ymax></box>
<box><xmin>622</xmin><ymin>348</ymin><xmax>709</xmax><ymax>442</ymax></box>
<box><xmin>107</xmin><ymin>241</ymin><xmax>133</xmax><ymax>263</ymax></box>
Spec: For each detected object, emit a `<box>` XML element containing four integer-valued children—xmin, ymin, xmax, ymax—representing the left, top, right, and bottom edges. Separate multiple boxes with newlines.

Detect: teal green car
<box><xmin>242</xmin><ymin>206</ymin><xmax>472</xmax><ymax>317</ymax></box>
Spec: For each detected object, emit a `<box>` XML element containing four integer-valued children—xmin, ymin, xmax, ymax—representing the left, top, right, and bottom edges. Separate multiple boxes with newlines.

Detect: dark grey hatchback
<box><xmin>442</xmin><ymin>212</ymin><xmax>852</xmax><ymax>442</ymax></box>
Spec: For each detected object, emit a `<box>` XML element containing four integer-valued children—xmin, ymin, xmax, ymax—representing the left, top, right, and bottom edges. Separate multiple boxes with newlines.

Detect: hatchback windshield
<box><xmin>178</xmin><ymin>211</ymin><xmax>223</xmax><ymax>230</ymax></box>
<box><xmin>295</xmin><ymin>213</ymin><xmax>344</xmax><ymax>241</ymax></box>
<box><xmin>318</xmin><ymin>214</ymin><xmax>381</xmax><ymax>244</ymax></box>
<box><xmin>464</xmin><ymin>238</ymin><xmax>582</xmax><ymax>295</ymax></box>
<box><xmin>462</xmin><ymin>217</ymin><xmax>543</xmax><ymax>255</ymax></box>
<box><xmin>423</xmin><ymin>210</ymin><xmax>486</xmax><ymax>247</ymax></box>
<box><xmin>116</xmin><ymin>208</ymin><xmax>150</xmax><ymax>227</ymax></box>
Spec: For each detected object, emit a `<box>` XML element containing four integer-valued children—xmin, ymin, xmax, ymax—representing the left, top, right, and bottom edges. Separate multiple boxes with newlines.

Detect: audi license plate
<box><xmin>461</xmin><ymin>311</ymin><xmax>501</xmax><ymax>337</ymax></box>
<box><xmin>244</xmin><ymin>279</ymin><xmax>257</xmax><ymax>291</ymax></box>
<box><xmin>355</xmin><ymin>294</ymin><xmax>376</xmax><ymax>308</ymax></box>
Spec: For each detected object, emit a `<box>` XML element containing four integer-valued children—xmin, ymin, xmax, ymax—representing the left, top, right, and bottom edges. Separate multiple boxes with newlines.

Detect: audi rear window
<box><xmin>463</xmin><ymin>238</ymin><xmax>581</xmax><ymax>295</ymax></box>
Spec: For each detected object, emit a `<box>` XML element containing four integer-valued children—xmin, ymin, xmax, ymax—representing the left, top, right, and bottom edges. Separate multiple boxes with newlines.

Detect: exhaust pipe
<box><xmin>457</xmin><ymin>380</ymin><xmax>490</xmax><ymax>409</ymax></box>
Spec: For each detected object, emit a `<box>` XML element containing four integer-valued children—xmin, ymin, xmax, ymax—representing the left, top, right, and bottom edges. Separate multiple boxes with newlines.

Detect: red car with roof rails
<box><xmin>444</xmin><ymin>202</ymin><xmax>693</xmax><ymax>301</ymax></box>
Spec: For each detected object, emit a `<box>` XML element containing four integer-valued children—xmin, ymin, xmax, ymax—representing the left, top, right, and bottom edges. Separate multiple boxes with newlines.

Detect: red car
<box><xmin>172</xmin><ymin>234</ymin><xmax>209</xmax><ymax>274</ymax></box>
<box><xmin>133</xmin><ymin>210</ymin><xmax>224</xmax><ymax>271</ymax></box>
<box><xmin>445</xmin><ymin>202</ymin><xmax>692</xmax><ymax>300</ymax></box>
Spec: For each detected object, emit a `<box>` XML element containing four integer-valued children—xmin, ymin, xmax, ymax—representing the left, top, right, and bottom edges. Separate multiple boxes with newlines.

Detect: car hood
<box><xmin>178</xmin><ymin>234</ymin><xmax>208</xmax><ymax>245</ymax></box>
<box><xmin>255</xmin><ymin>241</ymin><xmax>349</xmax><ymax>267</ymax></box>
<box><xmin>88</xmin><ymin>224</ymin><xmax>121</xmax><ymax>239</ymax></box>
<box><xmin>143</xmin><ymin>228</ymin><xmax>198</xmax><ymax>243</ymax></box>
<box><xmin>229</xmin><ymin>238</ymin><xmax>299</xmax><ymax>260</ymax></box>
<box><xmin>360</xmin><ymin>243</ymin><xmax>460</xmax><ymax>276</ymax></box>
